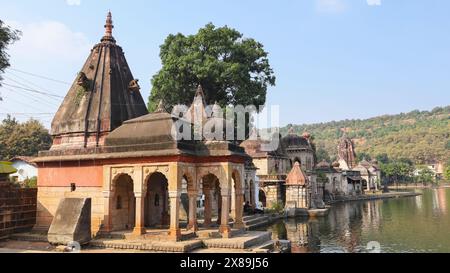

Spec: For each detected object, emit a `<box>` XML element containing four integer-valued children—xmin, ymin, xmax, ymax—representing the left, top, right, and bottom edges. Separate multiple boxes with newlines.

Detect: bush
<box><xmin>24</xmin><ymin>176</ymin><xmax>37</xmax><ymax>188</ymax></box>
<box><xmin>270</xmin><ymin>202</ymin><xmax>285</xmax><ymax>214</ymax></box>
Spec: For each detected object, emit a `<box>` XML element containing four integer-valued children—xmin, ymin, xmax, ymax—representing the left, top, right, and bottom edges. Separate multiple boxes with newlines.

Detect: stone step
<box><xmin>202</xmin><ymin>231</ymin><xmax>272</xmax><ymax>250</ymax></box>
<box><xmin>89</xmin><ymin>239</ymin><xmax>203</xmax><ymax>253</ymax></box>
<box><xmin>96</xmin><ymin>231</ymin><xmax>196</xmax><ymax>242</ymax></box>
<box><xmin>246</xmin><ymin>219</ymin><xmax>270</xmax><ymax>231</ymax></box>
<box><xmin>243</xmin><ymin>215</ymin><xmax>261</xmax><ymax>222</ymax></box>
<box><xmin>243</xmin><ymin>216</ymin><xmax>269</xmax><ymax>227</ymax></box>
<box><xmin>251</xmin><ymin>240</ymin><xmax>276</xmax><ymax>253</ymax></box>
<box><xmin>9</xmin><ymin>232</ymin><xmax>48</xmax><ymax>243</ymax></box>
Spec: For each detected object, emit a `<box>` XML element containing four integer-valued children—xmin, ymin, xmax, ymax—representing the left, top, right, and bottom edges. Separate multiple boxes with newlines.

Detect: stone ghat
<box><xmin>89</xmin><ymin>231</ymin><xmax>273</xmax><ymax>253</ymax></box>
<box><xmin>327</xmin><ymin>192</ymin><xmax>421</xmax><ymax>204</ymax></box>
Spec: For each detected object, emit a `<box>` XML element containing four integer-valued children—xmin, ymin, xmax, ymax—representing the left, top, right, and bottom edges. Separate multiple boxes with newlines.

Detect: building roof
<box><xmin>316</xmin><ymin>160</ymin><xmax>331</xmax><ymax>169</ymax></box>
<box><xmin>35</xmin><ymin>83</ymin><xmax>248</xmax><ymax>162</ymax></box>
<box><xmin>286</xmin><ymin>162</ymin><xmax>308</xmax><ymax>186</ymax></box>
<box><xmin>0</xmin><ymin>161</ymin><xmax>17</xmax><ymax>175</ymax></box>
<box><xmin>281</xmin><ymin>127</ymin><xmax>312</xmax><ymax>151</ymax></box>
<box><xmin>10</xmin><ymin>156</ymin><xmax>38</xmax><ymax>167</ymax></box>
<box><xmin>240</xmin><ymin>136</ymin><xmax>287</xmax><ymax>159</ymax></box>
<box><xmin>50</xmin><ymin>12</ymin><xmax>148</xmax><ymax>148</ymax></box>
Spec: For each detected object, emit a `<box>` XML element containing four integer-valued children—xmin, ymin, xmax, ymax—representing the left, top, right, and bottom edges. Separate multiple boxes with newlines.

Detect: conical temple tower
<box><xmin>50</xmin><ymin>12</ymin><xmax>148</xmax><ymax>150</ymax></box>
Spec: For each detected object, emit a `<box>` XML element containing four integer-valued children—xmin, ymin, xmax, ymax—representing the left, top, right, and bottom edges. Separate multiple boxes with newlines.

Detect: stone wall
<box><xmin>35</xmin><ymin>186</ymin><xmax>104</xmax><ymax>234</ymax></box>
<box><xmin>0</xmin><ymin>182</ymin><xmax>37</xmax><ymax>239</ymax></box>
<box><xmin>262</xmin><ymin>184</ymin><xmax>282</xmax><ymax>208</ymax></box>
<box><xmin>285</xmin><ymin>186</ymin><xmax>308</xmax><ymax>209</ymax></box>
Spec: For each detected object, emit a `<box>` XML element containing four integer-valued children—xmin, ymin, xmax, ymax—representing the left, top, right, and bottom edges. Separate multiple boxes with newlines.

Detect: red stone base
<box><xmin>219</xmin><ymin>225</ymin><xmax>232</xmax><ymax>238</ymax></box>
<box><xmin>168</xmin><ymin>228</ymin><xmax>182</xmax><ymax>241</ymax></box>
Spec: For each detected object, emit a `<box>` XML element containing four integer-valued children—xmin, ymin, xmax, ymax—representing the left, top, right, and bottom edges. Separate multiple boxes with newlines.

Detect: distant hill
<box><xmin>281</xmin><ymin>106</ymin><xmax>450</xmax><ymax>164</ymax></box>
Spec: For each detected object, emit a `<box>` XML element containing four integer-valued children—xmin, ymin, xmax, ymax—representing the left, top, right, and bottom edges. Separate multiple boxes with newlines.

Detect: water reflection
<box><xmin>263</xmin><ymin>188</ymin><xmax>450</xmax><ymax>253</ymax></box>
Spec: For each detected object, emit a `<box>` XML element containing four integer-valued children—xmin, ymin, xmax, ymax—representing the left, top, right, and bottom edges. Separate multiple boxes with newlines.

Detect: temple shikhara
<box><xmin>30</xmin><ymin>13</ymin><xmax>381</xmax><ymax>246</ymax></box>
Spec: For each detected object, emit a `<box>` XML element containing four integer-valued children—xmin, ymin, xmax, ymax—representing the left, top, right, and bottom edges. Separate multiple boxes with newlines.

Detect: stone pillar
<box><xmin>234</xmin><ymin>192</ymin><xmax>245</xmax><ymax>229</ymax></box>
<box><xmin>168</xmin><ymin>190</ymin><xmax>181</xmax><ymax>241</ymax></box>
<box><xmin>231</xmin><ymin>182</ymin><xmax>236</xmax><ymax>219</ymax></box>
<box><xmin>102</xmin><ymin>191</ymin><xmax>113</xmax><ymax>233</ymax></box>
<box><xmin>203</xmin><ymin>189</ymin><xmax>213</xmax><ymax>227</ymax></box>
<box><xmin>187</xmin><ymin>191</ymin><xmax>199</xmax><ymax>231</ymax></box>
<box><xmin>133</xmin><ymin>192</ymin><xmax>146</xmax><ymax>235</ymax></box>
<box><xmin>219</xmin><ymin>188</ymin><xmax>232</xmax><ymax>238</ymax></box>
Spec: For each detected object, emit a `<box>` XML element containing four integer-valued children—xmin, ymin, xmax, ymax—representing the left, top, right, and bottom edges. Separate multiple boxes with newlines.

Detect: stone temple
<box><xmin>33</xmin><ymin>13</ymin><xmax>257</xmax><ymax>241</ymax></box>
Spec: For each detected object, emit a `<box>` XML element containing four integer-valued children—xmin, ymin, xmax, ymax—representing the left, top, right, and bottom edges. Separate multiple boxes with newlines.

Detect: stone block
<box><xmin>48</xmin><ymin>198</ymin><xmax>91</xmax><ymax>245</ymax></box>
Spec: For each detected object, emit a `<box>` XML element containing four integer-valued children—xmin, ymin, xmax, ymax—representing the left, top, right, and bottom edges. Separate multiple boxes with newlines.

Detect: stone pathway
<box><xmin>0</xmin><ymin>230</ymin><xmax>275</xmax><ymax>253</ymax></box>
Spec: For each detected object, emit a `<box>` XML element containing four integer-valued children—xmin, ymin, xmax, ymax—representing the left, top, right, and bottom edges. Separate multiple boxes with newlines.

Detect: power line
<box><xmin>1</xmin><ymin>87</ymin><xmax>59</xmax><ymax>112</ymax></box>
<box><xmin>0</xmin><ymin>112</ymin><xmax>55</xmax><ymax>116</ymax></box>
<box><xmin>1</xmin><ymin>84</ymin><xmax>60</xmax><ymax>109</ymax></box>
<box><xmin>6</xmin><ymin>71</ymin><xmax>64</xmax><ymax>99</ymax></box>
<box><xmin>1</xmin><ymin>83</ymin><xmax>65</xmax><ymax>99</ymax></box>
<box><xmin>3</xmin><ymin>76</ymin><xmax>63</xmax><ymax>104</ymax></box>
<box><xmin>8</xmin><ymin>68</ymin><xmax>72</xmax><ymax>86</ymax></box>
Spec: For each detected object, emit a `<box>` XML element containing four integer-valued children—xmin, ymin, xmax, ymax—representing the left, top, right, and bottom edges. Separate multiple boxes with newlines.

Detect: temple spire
<box><xmin>101</xmin><ymin>11</ymin><xmax>115</xmax><ymax>43</ymax></box>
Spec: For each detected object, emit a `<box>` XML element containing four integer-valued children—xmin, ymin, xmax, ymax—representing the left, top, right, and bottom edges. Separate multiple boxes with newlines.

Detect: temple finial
<box><xmin>105</xmin><ymin>11</ymin><xmax>113</xmax><ymax>36</ymax></box>
<box><xmin>101</xmin><ymin>11</ymin><xmax>115</xmax><ymax>43</ymax></box>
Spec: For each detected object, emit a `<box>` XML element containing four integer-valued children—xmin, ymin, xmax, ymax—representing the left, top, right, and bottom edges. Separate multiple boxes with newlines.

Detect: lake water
<box><xmin>261</xmin><ymin>188</ymin><xmax>450</xmax><ymax>253</ymax></box>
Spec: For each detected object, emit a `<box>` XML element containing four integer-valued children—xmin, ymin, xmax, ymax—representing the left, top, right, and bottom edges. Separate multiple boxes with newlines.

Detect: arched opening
<box><xmin>259</xmin><ymin>189</ymin><xmax>267</xmax><ymax>208</ymax></box>
<box><xmin>144</xmin><ymin>172</ymin><xmax>169</xmax><ymax>228</ymax></box>
<box><xmin>112</xmin><ymin>174</ymin><xmax>135</xmax><ymax>231</ymax></box>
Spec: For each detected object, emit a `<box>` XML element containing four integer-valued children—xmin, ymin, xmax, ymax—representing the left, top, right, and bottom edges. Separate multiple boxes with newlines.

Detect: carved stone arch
<box><xmin>110</xmin><ymin>167</ymin><xmax>134</xmax><ymax>192</ymax></box>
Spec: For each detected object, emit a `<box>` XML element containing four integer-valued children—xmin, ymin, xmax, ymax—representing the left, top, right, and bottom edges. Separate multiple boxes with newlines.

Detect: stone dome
<box><xmin>316</xmin><ymin>160</ymin><xmax>331</xmax><ymax>169</ymax></box>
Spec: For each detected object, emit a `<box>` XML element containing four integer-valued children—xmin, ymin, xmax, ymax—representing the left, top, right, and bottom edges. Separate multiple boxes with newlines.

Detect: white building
<box><xmin>9</xmin><ymin>157</ymin><xmax>38</xmax><ymax>183</ymax></box>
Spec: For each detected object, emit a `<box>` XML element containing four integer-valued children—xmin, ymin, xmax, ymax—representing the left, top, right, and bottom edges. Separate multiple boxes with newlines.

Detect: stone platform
<box><xmin>89</xmin><ymin>237</ymin><xmax>203</xmax><ymax>252</ymax></box>
<box><xmin>308</xmin><ymin>208</ymin><xmax>330</xmax><ymax>218</ymax></box>
<box><xmin>202</xmin><ymin>231</ymin><xmax>272</xmax><ymax>249</ymax></box>
<box><xmin>90</xmin><ymin>230</ymin><xmax>273</xmax><ymax>253</ymax></box>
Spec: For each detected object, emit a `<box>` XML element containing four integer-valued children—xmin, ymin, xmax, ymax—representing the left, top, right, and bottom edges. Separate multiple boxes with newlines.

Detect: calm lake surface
<box><xmin>261</xmin><ymin>188</ymin><xmax>450</xmax><ymax>253</ymax></box>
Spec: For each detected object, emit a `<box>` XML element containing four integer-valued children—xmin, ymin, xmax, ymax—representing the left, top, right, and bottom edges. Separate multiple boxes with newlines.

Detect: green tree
<box><xmin>416</xmin><ymin>166</ymin><xmax>435</xmax><ymax>186</ymax></box>
<box><xmin>0</xmin><ymin>115</ymin><xmax>52</xmax><ymax>160</ymax></box>
<box><xmin>147</xmin><ymin>23</ymin><xmax>276</xmax><ymax>112</ymax></box>
<box><xmin>0</xmin><ymin>20</ymin><xmax>21</xmax><ymax>86</ymax></box>
<box><xmin>376</xmin><ymin>153</ymin><xmax>390</xmax><ymax>164</ymax></box>
<box><xmin>380</xmin><ymin>160</ymin><xmax>414</xmax><ymax>187</ymax></box>
<box><xmin>24</xmin><ymin>176</ymin><xmax>37</xmax><ymax>188</ymax></box>
<box><xmin>445</xmin><ymin>159</ymin><xmax>450</xmax><ymax>182</ymax></box>
<box><xmin>357</xmin><ymin>152</ymin><xmax>371</xmax><ymax>162</ymax></box>
<box><xmin>316</xmin><ymin>148</ymin><xmax>331</xmax><ymax>163</ymax></box>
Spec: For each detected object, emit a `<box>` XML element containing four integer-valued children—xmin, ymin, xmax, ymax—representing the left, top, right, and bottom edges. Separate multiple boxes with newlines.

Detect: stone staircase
<box><xmin>242</xmin><ymin>215</ymin><xmax>270</xmax><ymax>230</ymax></box>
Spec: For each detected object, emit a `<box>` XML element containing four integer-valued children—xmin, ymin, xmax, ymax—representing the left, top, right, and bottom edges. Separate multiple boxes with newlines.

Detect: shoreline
<box><xmin>388</xmin><ymin>185</ymin><xmax>450</xmax><ymax>190</ymax></box>
<box><xmin>326</xmin><ymin>191</ymin><xmax>421</xmax><ymax>205</ymax></box>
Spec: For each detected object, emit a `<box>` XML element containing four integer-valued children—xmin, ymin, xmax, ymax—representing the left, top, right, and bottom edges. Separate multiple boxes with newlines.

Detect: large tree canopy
<box><xmin>0</xmin><ymin>115</ymin><xmax>52</xmax><ymax>160</ymax></box>
<box><xmin>0</xmin><ymin>20</ymin><xmax>20</xmax><ymax>86</ymax></box>
<box><xmin>148</xmin><ymin>23</ymin><xmax>276</xmax><ymax>112</ymax></box>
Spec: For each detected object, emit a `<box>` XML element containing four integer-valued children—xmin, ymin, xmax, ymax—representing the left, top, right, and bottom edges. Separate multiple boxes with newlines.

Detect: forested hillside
<box><xmin>282</xmin><ymin>106</ymin><xmax>450</xmax><ymax>164</ymax></box>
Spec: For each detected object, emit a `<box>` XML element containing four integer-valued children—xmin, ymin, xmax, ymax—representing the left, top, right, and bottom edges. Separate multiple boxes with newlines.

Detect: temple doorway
<box><xmin>259</xmin><ymin>189</ymin><xmax>267</xmax><ymax>208</ymax></box>
<box><xmin>144</xmin><ymin>172</ymin><xmax>169</xmax><ymax>228</ymax></box>
<box><xmin>111</xmin><ymin>174</ymin><xmax>135</xmax><ymax>231</ymax></box>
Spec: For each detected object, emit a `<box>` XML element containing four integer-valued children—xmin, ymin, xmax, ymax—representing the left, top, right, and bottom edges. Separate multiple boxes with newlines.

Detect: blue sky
<box><xmin>0</xmin><ymin>0</ymin><xmax>449</xmax><ymax>128</ymax></box>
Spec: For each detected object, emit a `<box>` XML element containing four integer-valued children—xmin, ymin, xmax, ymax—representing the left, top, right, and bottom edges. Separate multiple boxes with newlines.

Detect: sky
<box><xmin>0</xmin><ymin>0</ymin><xmax>449</xmax><ymax>129</ymax></box>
